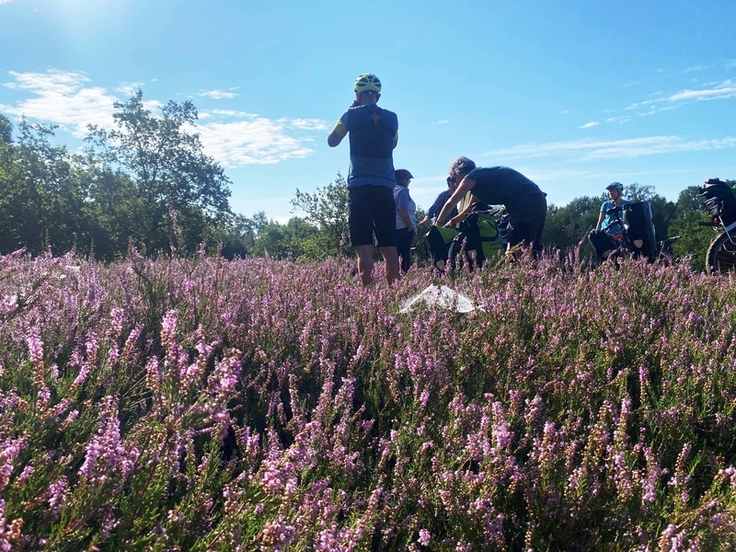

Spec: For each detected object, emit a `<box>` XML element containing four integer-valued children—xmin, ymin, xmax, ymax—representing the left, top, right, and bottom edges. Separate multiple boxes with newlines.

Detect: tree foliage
<box><xmin>290</xmin><ymin>174</ymin><xmax>351</xmax><ymax>259</ymax></box>
<box><xmin>0</xmin><ymin>99</ymin><xmax>733</xmax><ymax>270</ymax></box>
<box><xmin>85</xmin><ymin>89</ymin><xmax>233</xmax><ymax>255</ymax></box>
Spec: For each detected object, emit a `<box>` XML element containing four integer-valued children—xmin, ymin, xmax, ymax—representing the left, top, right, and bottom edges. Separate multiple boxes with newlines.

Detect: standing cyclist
<box><xmin>394</xmin><ymin>169</ymin><xmax>417</xmax><ymax>274</ymax></box>
<box><xmin>588</xmin><ymin>182</ymin><xmax>632</xmax><ymax>262</ymax></box>
<box><xmin>327</xmin><ymin>73</ymin><xmax>400</xmax><ymax>286</ymax></box>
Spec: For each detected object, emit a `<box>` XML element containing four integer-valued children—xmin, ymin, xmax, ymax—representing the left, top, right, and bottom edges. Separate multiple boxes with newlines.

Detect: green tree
<box><xmin>542</xmin><ymin>196</ymin><xmax>601</xmax><ymax>252</ymax></box>
<box><xmin>290</xmin><ymin>174</ymin><xmax>351</xmax><ymax>260</ymax></box>
<box><xmin>0</xmin><ymin>118</ymin><xmax>90</xmax><ymax>255</ymax></box>
<box><xmin>0</xmin><ymin>114</ymin><xmax>12</xmax><ymax>144</ymax></box>
<box><xmin>85</xmin><ymin>90</ymin><xmax>232</xmax><ymax>254</ymax></box>
<box><xmin>252</xmin><ymin>217</ymin><xmax>319</xmax><ymax>259</ymax></box>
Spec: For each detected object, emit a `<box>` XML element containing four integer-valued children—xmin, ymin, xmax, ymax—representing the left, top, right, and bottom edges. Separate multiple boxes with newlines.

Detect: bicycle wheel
<box><xmin>706</xmin><ymin>232</ymin><xmax>736</xmax><ymax>274</ymax></box>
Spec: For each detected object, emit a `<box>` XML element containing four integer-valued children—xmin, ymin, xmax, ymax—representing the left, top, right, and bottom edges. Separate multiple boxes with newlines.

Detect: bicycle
<box><xmin>698</xmin><ymin>178</ymin><xmax>736</xmax><ymax>274</ymax></box>
<box><xmin>594</xmin><ymin>202</ymin><xmax>657</xmax><ymax>265</ymax></box>
<box><xmin>655</xmin><ymin>235</ymin><xmax>681</xmax><ymax>267</ymax></box>
<box><xmin>447</xmin><ymin>208</ymin><xmax>509</xmax><ymax>270</ymax></box>
<box><xmin>425</xmin><ymin>207</ymin><xmax>508</xmax><ymax>272</ymax></box>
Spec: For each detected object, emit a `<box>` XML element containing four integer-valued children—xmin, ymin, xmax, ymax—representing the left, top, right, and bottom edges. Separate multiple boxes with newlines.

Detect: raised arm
<box><xmin>327</xmin><ymin>120</ymin><xmax>348</xmax><ymax>147</ymax></box>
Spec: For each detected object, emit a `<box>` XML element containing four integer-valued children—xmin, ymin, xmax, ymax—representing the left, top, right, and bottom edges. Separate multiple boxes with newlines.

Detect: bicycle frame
<box><xmin>718</xmin><ymin>217</ymin><xmax>736</xmax><ymax>243</ymax></box>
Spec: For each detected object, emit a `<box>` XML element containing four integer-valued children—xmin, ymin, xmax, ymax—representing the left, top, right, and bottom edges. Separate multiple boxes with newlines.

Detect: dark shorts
<box><xmin>507</xmin><ymin>194</ymin><xmax>547</xmax><ymax>250</ymax></box>
<box><xmin>348</xmin><ymin>185</ymin><xmax>397</xmax><ymax>247</ymax></box>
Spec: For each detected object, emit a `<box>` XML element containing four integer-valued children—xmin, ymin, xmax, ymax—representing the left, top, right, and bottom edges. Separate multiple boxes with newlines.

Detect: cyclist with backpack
<box><xmin>588</xmin><ymin>182</ymin><xmax>632</xmax><ymax>262</ymax></box>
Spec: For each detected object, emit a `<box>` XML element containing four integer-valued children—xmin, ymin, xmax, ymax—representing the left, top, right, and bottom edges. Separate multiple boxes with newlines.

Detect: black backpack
<box><xmin>699</xmin><ymin>178</ymin><xmax>736</xmax><ymax>222</ymax></box>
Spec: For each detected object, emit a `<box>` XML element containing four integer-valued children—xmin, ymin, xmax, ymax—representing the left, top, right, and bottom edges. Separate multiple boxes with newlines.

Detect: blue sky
<box><xmin>1</xmin><ymin>0</ymin><xmax>734</xmax><ymax>222</ymax></box>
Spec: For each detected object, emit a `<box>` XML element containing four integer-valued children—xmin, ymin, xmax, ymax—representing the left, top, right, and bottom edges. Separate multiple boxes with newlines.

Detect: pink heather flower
<box><xmin>16</xmin><ymin>465</ymin><xmax>33</xmax><ymax>486</ymax></box>
<box><xmin>26</xmin><ymin>335</ymin><xmax>44</xmax><ymax>367</ymax></box>
<box><xmin>418</xmin><ymin>529</ymin><xmax>431</xmax><ymax>546</ymax></box>
<box><xmin>85</xmin><ymin>332</ymin><xmax>99</xmax><ymax>365</ymax></box>
<box><xmin>48</xmin><ymin>476</ymin><xmax>68</xmax><ymax>520</ymax></box>
<box><xmin>73</xmin><ymin>364</ymin><xmax>90</xmax><ymax>388</ymax></box>
<box><xmin>0</xmin><ymin>438</ymin><xmax>27</xmax><ymax>491</ymax></box>
<box><xmin>0</xmin><ymin>499</ymin><xmax>11</xmax><ymax>552</ymax></box>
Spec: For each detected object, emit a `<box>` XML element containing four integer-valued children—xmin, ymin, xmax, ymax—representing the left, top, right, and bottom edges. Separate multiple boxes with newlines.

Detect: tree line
<box><xmin>0</xmin><ymin>91</ymin><xmax>731</xmax><ymax>269</ymax></box>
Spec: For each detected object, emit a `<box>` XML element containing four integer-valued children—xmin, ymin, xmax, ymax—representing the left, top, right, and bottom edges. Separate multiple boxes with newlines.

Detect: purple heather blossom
<box><xmin>47</xmin><ymin>476</ymin><xmax>68</xmax><ymax>520</ymax></box>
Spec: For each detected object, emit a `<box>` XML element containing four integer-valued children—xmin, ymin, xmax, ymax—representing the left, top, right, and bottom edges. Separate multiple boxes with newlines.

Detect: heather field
<box><xmin>2</xmin><ymin>249</ymin><xmax>736</xmax><ymax>551</ymax></box>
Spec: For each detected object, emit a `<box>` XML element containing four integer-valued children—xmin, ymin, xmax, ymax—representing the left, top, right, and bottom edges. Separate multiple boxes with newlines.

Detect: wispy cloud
<box><xmin>199</xmin><ymin>89</ymin><xmax>238</xmax><ymax>99</ymax></box>
<box><xmin>285</xmin><ymin>118</ymin><xmax>328</xmax><ymax>131</ymax></box>
<box><xmin>197</xmin><ymin>119</ymin><xmax>314</xmax><ymax>166</ymax></box>
<box><xmin>579</xmin><ymin>121</ymin><xmax>599</xmax><ymax>129</ymax></box>
<box><xmin>0</xmin><ymin>0</ymin><xmax>11</xmax><ymax>5</ymax></box>
<box><xmin>0</xmin><ymin>69</ymin><xmax>328</xmax><ymax>166</ymax></box>
<box><xmin>1</xmin><ymin>69</ymin><xmax>119</xmax><ymax>136</ymax></box>
<box><xmin>485</xmin><ymin>135</ymin><xmax>736</xmax><ymax>160</ymax></box>
<box><xmin>115</xmin><ymin>82</ymin><xmax>145</xmax><ymax>96</ymax></box>
<box><xmin>437</xmin><ymin>119</ymin><xmax>450</xmax><ymax>124</ymax></box>
<box><xmin>625</xmin><ymin>79</ymin><xmax>736</xmax><ymax>114</ymax></box>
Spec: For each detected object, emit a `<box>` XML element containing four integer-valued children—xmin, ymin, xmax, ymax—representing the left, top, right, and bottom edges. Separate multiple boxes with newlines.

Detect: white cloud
<box><xmin>285</xmin><ymin>118</ymin><xmax>328</xmax><ymax>130</ymax></box>
<box><xmin>0</xmin><ymin>0</ymin><xmax>11</xmax><ymax>5</ymax></box>
<box><xmin>579</xmin><ymin>121</ymin><xmax>599</xmax><ymax>129</ymax></box>
<box><xmin>485</xmin><ymin>136</ymin><xmax>736</xmax><ymax>160</ymax></box>
<box><xmin>626</xmin><ymin>79</ymin><xmax>736</xmax><ymax>114</ymax></box>
<box><xmin>436</xmin><ymin>119</ymin><xmax>450</xmax><ymax>124</ymax></box>
<box><xmin>208</xmin><ymin>109</ymin><xmax>258</xmax><ymax>118</ymax></box>
<box><xmin>114</xmin><ymin>82</ymin><xmax>145</xmax><ymax>96</ymax></box>
<box><xmin>199</xmin><ymin>89</ymin><xmax>238</xmax><ymax>99</ymax></box>
<box><xmin>1</xmin><ymin>69</ymin><xmax>327</xmax><ymax>166</ymax></box>
<box><xmin>1</xmin><ymin>69</ymin><xmax>119</xmax><ymax>136</ymax></box>
<box><xmin>197</xmin><ymin>119</ymin><xmax>314</xmax><ymax>166</ymax></box>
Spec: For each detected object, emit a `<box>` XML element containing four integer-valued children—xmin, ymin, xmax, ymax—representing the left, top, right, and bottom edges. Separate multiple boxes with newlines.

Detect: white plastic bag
<box><xmin>399</xmin><ymin>285</ymin><xmax>479</xmax><ymax>313</ymax></box>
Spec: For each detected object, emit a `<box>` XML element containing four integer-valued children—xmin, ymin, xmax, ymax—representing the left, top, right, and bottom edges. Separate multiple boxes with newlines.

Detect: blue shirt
<box><xmin>336</xmin><ymin>104</ymin><xmax>398</xmax><ymax>189</ymax></box>
<box><xmin>426</xmin><ymin>190</ymin><xmax>457</xmax><ymax>224</ymax></box>
<box><xmin>600</xmin><ymin>199</ymin><xmax>632</xmax><ymax>235</ymax></box>
<box><xmin>394</xmin><ymin>186</ymin><xmax>416</xmax><ymax>230</ymax></box>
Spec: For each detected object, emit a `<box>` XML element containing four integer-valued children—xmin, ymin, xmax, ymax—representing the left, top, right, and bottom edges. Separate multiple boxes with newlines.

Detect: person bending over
<box><xmin>435</xmin><ymin>157</ymin><xmax>547</xmax><ymax>256</ymax></box>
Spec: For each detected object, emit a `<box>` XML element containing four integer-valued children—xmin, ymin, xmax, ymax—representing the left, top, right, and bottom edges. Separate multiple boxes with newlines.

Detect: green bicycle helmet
<box><xmin>354</xmin><ymin>73</ymin><xmax>382</xmax><ymax>94</ymax></box>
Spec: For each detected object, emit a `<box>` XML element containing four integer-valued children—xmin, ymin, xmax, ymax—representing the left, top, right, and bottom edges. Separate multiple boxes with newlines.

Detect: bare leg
<box><xmin>355</xmin><ymin>245</ymin><xmax>375</xmax><ymax>286</ymax></box>
<box><xmin>380</xmin><ymin>246</ymin><xmax>400</xmax><ymax>285</ymax></box>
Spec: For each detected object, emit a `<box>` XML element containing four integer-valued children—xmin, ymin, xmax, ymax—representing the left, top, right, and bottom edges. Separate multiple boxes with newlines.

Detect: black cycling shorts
<box><xmin>348</xmin><ymin>185</ymin><xmax>397</xmax><ymax>247</ymax></box>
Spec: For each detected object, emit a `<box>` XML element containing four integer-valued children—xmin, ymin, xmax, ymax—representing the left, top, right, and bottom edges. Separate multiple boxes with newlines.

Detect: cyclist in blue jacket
<box><xmin>588</xmin><ymin>182</ymin><xmax>632</xmax><ymax>261</ymax></box>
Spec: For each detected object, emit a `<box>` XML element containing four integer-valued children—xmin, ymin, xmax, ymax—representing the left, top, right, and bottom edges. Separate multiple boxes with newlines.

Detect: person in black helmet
<box><xmin>327</xmin><ymin>73</ymin><xmax>400</xmax><ymax>286</ymax></box>
<box><xmin>394</xmin><ymin>169</ymin><xmax>417</xmax><ymax>274</ymax></box>
<box><xmin>588</xmin><ymin>182</ymin><xmax>632</xmax><ymax>262</ymax></box>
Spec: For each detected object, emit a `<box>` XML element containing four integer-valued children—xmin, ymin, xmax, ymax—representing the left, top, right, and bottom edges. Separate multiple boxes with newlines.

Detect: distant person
<box><xmin>435</xmin><ymin>157</ymin><xmax>547</xmax><ymax>255</ymax></box>
<box><xmin>420</xmin><ymin>176</ymin><xmax>459</xmax><ymax>226</ymax></box>
<box><xmin>394</xmin><ymin>169</ymin><xmax>417</xmax><ymax>274</ymax></box>
<box><xmin>327</xmin><ymin>73</ymin><xmax>400</xmax><ymax>286</ymax></box>
<box><xmin>588</xmin><ymin>182</ymin><xmax>632</xmax><ymax>262</ymax></box>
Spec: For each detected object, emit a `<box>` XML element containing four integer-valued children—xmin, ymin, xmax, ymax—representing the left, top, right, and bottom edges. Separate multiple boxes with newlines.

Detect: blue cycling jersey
<box><xmin>337</xmin><ymin>104</ymin><xmax>398</xmax><ymax>189</ymax></box>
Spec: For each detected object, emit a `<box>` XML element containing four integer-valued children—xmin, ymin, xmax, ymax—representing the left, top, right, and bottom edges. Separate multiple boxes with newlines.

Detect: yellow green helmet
<box><xmin>354</xmin><ymin>73</ymin><xmax>382</xmax><ymax>94</ymax></box>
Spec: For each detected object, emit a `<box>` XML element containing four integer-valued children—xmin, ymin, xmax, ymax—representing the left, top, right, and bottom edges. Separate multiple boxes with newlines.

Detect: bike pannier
<box><xmin>699</xmin><ymin>179</ymin><xmax>736</xmax><ymax>223</ymax></box>
<box><xmin>623</xmin><ymin>201</ymin><xmax>656</xmax><ymax>262</ymax></box>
